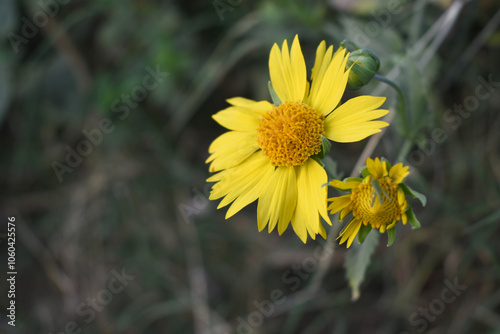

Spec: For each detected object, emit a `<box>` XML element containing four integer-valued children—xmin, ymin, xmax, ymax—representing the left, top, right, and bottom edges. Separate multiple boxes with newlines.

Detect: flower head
<box><xmin>207</xmin><ymin>35</ymin><xmax>390</xmax><ymax>243</ymax></box>
<box><xmin>328</xmin><ymin>157</ymin><xmax>425</xmax><ymax>248</ymax></box>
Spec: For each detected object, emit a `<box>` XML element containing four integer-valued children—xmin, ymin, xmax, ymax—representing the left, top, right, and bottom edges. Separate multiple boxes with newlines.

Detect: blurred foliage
<box><xmin>0</xmin><ymin>0</ymin><xmax>500</xmax><ymax>333</ymax></box>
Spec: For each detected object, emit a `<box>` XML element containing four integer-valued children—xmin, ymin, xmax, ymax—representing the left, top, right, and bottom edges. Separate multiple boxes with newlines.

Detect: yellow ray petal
<box><xmin>338</xmin><ymin>219</ymin><xmax>362</xmax><ymax>248</ymax></box>
<box><xmin>292</xmin><ymin>159</ymin><xmax>332</xmax><ymax>242</ymax></box>
<box><xmin>307</xmin><ymin>47</ymin><xmax>350</xmax><ymax>116</ymax></box>
<box><xmin>269</xmin><ymin>35</ymin><xmax>307</xmax><ymax>103</ymax></box>
<box><xmin>206</xmin><ymin>131</ymin><xmax>259</xmax><ymax>172</ymax></box>
<box><xmin>212</xmin><ymin>106</ymin><xmax>261</xmax><ymax>131</ymax></box>
<box><xmin>328</xmin><ymin>179</ymin><xmax>360</xmax><ymax>190</ymax></box>
<box><xmin>226</xmin><ymin>97</ymin><xmax>273</xmax><ymax>116</ymax></box>
<box><xmin>389</xmin><ymin>163</ymin><xmax>410</xmax><ymax>184</ymax></box>
<box><xmin>366</xmin><ymin>157</ymin><xmax>387</xmax><ymax>179</ymax></box>
<box><xmin>324</xmin><ymin>95</ymin><xmax>389</xmax><ymax>143</ymax></box>
<box><xmin>207</xmin><ymin>151</ymin><xmax>269</xmax><ymax>204</ymax></box>
<box><xmin>257</xmin><ymin>166</ymin><xmax>297</xmax><ymax>234</ymax></box>
<box><xmin>327</xmin><ymin>194</ymin><xmax>352</xmax><ymax>214</ymax></box>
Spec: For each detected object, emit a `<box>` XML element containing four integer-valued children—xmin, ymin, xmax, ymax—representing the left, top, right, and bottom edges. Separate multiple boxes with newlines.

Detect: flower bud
<box><xmin>345</xmin><ymin>48</ymin><xmax>380</xmax><ymax>90</ymax></box>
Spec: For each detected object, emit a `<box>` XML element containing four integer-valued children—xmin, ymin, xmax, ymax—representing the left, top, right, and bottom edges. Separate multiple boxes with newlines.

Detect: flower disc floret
<box><xmin>351</xmin><ymin>176</ymin><xmax>404</xmax><ymax>232</ymax></box>
<box><xmin>257</xmin><ymin>101</ymin><xmax>324</xmax><ymax>167</ymax></box>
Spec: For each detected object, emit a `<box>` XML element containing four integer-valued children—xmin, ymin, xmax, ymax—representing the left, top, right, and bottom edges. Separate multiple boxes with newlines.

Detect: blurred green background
<box><xmin>1</xmin><ymin>0</ymin><xmax>500</xmax><ymax>333</ymax></box>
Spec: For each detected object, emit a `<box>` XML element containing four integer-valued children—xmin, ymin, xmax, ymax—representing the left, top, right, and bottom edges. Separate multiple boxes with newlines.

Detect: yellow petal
<box><xmin>206</xmin><ymin>131</ymin><xmax>259</xmax><ymax>172</ymax></box>
<box><xmin>257</xmin><ymin>166</ymin><xmax>297</xmax><ymax>234</ymax></box>
<box><xmin>307</xmin><ymin>47</ymin><xmax>350</xmax><ymax>116</ymax></box>
<box><xmin>366</xmin><ymin>157</ymin><xmax>387</xmax><ymax>179</ymax></box>
<box><xmin>212</xmin><ymin>106</ymin><xmax>261</xmax><ymax>131</ymax></box>
<box><xmin>269</xmin><ymin>35</ymin><xmax>307</xmax><ymax>103</ymax></box>
<box><xmin>324</xmin><ymin>96</ymin><xmax>389</xmax><ymax>143</ymax></box>
<box><xmin>402</xmin><ymin>213</ymin><xmax>408</xmax><ymax>225</ymax></box>
<box><xmin>226</xmin><ymin>97</ymin><xmax>274</xmax><ymax>115</ymax></box>
<box><xmin>390</xmin><ymin>163</ymin><xmax>410</xmax><ymax>184</ymax></box>
<box><xmin>339</xmin><ymin>205</ymin><xmax>352</xmax><ymax>221</ymax></box>
<box><xmin>327</xmin><ymin>194</ymin><xmax>352</xmax><ymax>214</ymax></box>
<box><xmin>292</xmin><ymin>159</ymin><xmax>331</xmax><ymax>242</ymax></box>
<box><xmin>224</xmin><ymin>155</ymin><xmax>275</xmax><ymax>219</ymax></box>
<box><xmin>207</xmin><ymin>152</ymin><xmax>272</xmax><ymax>215</ymax></box>
<box><xmin>338</xmin><ymin>219</ymin><xmax>362</xmax><ymax>248</ymax></box>
<box><xmin>329</xmin><ymin>179</ymin><xmax>361</xmax><ymax>190</ymax></box>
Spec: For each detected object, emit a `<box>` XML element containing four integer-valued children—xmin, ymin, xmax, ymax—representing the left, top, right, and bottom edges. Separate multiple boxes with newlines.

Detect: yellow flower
<box><xmin>207</xmin><ymin>35</ymin><xmax>390</xmax><ymax>243</ymax></box>
<box><xmin>328</xmin><ymin>157</ymin><xmax>423</xmax><ymax>248</ymax></box>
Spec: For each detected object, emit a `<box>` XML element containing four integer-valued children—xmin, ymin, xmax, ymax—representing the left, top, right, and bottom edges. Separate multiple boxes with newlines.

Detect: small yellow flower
<box><xmin>207</xmin><ymin>35</ymin><xmax>390</xmax><ymax>243</ymax></box>
<box><xmin>328</xmin><ymin>158</ymin><xmax>424</xmax><ymax>248</ymax></box>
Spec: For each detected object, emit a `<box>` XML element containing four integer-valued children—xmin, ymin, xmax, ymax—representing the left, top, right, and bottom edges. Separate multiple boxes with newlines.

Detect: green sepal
<box><xmin>311</xmin><ymin>155</ymin><xmax>324</xmax><ymax>168</ymax></box>
<box><xmin>268</xmin><ymin>81</ymin><xmax>281</xmax><ymax>106</ymax></box>
<box><xmin>319</xmin><ymin>136</ymin><xmax>331</xmax><ymax>159</ymax></box>
<box><xmin>406</xmin><ymin>207</ymin><xmax>421</xmax><ymax>230</ymax></box>
<box><xmin>360</xmin><ymin>166</ymin><xmax>370</xmax><ymax>178</ymax></box>
<box><xmin>399</xmin><ymin>183</ymin><xmax>427</xmax><ymax>207</ymax></box>
<box><xmin>357</xmin><ymin>224</ymin><xmax>372</xmax><ymax>243</ymax></box>
<box><xmin>387</xmin><ymin>227</ymin><xmax>396</xmax><ymax>247</ymax></box>
<box><xmin>310</xmin><ymin>136</ymin><xmax>331</xmax><ymax>168</ymax></box>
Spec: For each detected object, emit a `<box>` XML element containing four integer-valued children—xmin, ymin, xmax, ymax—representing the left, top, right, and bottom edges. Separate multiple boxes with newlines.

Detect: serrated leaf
<box><xmin>357</xmin><ymin>224</ymin><xmax>372</xmax><ymax>243</ymax></box>
<box><xmin>399</xmin><ymin>183</ymin><xmax>427</xmax><ymax>206</ymax></box>
<box><xmin>406</xmin><ymin>207</ymin><xmax>421</xmax><ymax>230</ymax></box>
<box><xmin>387</xmin><ymin>227</ymin><xmax>396</xmax><ymax>246</ymax></box>
<box><xmin>345</xmin><ymin>232</ymin><xmax>379</xmax><ymax>301</ymax></box>
<box><xmin>268</xmin><ymin>81</ymin><xmax>281</xmax><ymax>106</ymax></box>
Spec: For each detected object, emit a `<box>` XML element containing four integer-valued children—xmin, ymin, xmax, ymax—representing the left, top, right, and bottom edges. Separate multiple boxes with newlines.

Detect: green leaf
<box><xmin>387</xmin><ymin>227</ymin><xmax>396</xmax><ymax>247</ymax></box>
<box><xmin>399</xmin><ymin>183</ymin><xmax>427</xmax><ymax>206</ymax></box>
<box><xmin>345</xmin><ymin>231</ymin><xmax>379</xmax><ymax>301</ymax></box>
<box><xmin>357</xmin><ymin>224</ymin><xmax>372</xmax><ymax>243</ymax></box>
<box><xmin>406</xmin><ymin>207</ymin><xmax>421</xmax><ymax>230</ymax></box>
<box><xmin>268</xmin><ymin>81</ymin><xmax>281</xmax><ymax>106</ymax></box>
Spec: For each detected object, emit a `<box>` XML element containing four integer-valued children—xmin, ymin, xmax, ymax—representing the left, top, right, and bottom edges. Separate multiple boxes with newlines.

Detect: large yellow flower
<box><xmin>328</xmin><ymin>158</ymin><xmax>412</xmax><ymax>248</ymax></box>
<box><xmin>207</xmin><ymin>35</ymin><xmax>389</xmax><ymax>243</ymax></box>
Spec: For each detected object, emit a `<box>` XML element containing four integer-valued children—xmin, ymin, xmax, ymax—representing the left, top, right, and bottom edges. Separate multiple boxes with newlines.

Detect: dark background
<box><xmin>1</xmin><ymin>0</ymin><xmax>500</xmax><ymax>333</ymax></box>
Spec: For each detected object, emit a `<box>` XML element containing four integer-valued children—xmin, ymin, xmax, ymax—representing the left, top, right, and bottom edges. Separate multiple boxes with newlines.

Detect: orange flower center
<box><xmin>351</xmin><ymin>176</ymin><xmax>403</xmax><ymax>231</ymax></box>
<box><xmin>257</xmin><ymin>101</ymin><xmax>324</xmax><ymax>167</ymax></box>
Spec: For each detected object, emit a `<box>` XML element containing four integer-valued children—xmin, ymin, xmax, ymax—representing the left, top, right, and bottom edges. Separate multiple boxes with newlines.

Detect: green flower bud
<box><xmin>345</xmin><ymin>48</ymin><xmax>380</xmax><ymax>90</ymax></box>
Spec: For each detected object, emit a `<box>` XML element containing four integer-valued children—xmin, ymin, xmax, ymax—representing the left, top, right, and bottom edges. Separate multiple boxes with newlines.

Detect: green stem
<box><xmin>373</xmin><ymin>74</ymin><xmax>410</xmax><ymax>136</ymax></box>
<box><xmin>396</xmin><ymin>138</ymin><xmax>414</xmax><ymax>163</ymax></box>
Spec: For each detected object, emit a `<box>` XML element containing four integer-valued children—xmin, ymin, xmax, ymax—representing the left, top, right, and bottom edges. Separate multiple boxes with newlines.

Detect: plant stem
<box><xmin>373</xmin><ymin>74</ymin><xmax>410</xmax><ymax>137</ymax></box>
